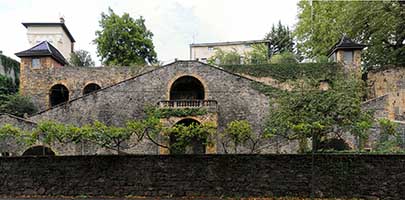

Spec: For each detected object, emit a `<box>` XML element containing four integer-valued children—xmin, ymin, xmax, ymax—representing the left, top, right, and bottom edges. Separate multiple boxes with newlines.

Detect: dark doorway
<box><xmin>170</xmin><ymin>118</ymin><xmax>206</xmax><ymax>154</ymax></box>
<box><xmin>83</xmin><ymin>83</ymin><xmax>101</xmax><ymax>95</ymax></box>
<box><xmin>170</xmin><ymin>76</ymin><xmax>204</xmax><ymax>100</ymax></box>
<box><xmin>22</xmin><ymin>146</ymin><xmax>55</xmax><ymax>156</ymax></box>
<box><xmin>50</xmin><ymin>84</ymin><xmax>69</xmax><ymax>106</ymax></box>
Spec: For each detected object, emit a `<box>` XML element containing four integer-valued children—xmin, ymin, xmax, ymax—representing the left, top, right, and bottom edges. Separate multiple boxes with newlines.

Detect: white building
<box><xmin>22</xmin><ymin>18</ymin><xmax>75</xmax><ymax>61</ymax></box>
<box><xmin>190</xmin><ymin>40</ymin><xmax>269</xmax><ymax>63</ymax></box>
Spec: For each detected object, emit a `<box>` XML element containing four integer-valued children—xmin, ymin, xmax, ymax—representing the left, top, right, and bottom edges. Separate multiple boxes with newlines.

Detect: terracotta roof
<box><xmin>190</xmin><ymin>39</ymin><xmax>270</xmax><ymax>47</ymax></box>
<box><xmin>15</xmin><ymin>41</ymin><xmax>68</xmax><ymax>65</ymax></box>
<box><xmin>22</xmin><ymin>22</ymin><xmax>76</xmax><ymax>42</ymax></box>
<box><xmin>327</xmin><ymin>36</ymin><xmax>366</xmax><ymax>57</ymax></box>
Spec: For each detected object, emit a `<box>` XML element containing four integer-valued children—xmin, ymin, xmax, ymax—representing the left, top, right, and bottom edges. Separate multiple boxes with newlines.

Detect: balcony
<box><xmin>157</xmin><ymin>100</ymin><xmax>218</xmax><ymax>110</ymax></box>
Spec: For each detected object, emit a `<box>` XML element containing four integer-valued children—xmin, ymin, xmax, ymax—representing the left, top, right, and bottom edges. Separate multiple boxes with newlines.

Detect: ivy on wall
<box><xmin>220</xmin><ymin>63</ymin><xmax>339</xmax><ymax>82</ymax></box>
<box><xmin>0</xmin><ymin>54</ymin><xmax>20</xmax><ymax>81</ymax></box>
<box><xmin>250</xmin><ymin>82</ymin><xmax>285</xmax><ymax>98</ymax></box>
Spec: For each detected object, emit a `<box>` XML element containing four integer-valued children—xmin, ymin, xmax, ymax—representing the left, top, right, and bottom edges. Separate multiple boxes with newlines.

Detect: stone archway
<box><xmin>83</xmin><ymin>83</ymin><xmax>101</xmax><ymax>95</ymax></box>
<box><xmin>49</xmin><ymin>84</ymin><xmax>69</xmax><ymax>107</ymax></box>
<box><xmin>170</xmin><ymin>76</ymin><xmax>205</xmax><ymax>100</ymax></box>
<box><xmin>170</xmin><ymin>118</ymin><xmax>206</xmax><ymax>154</ymax></box>
<box><xmin>22</xmin><ymin>146</ymin><xmax>55</xmax><ymax>156</ymax></box>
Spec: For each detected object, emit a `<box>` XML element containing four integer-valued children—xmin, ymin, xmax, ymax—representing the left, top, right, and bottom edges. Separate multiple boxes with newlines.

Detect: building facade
<box><xmin>190</xmin><ymin>40</ymin><xmax>269</xmax><ymax>63</ymax></box>
<box><xmin>22</xmin><ymin>18</ymin><xmax>75</xmax><ymax>61</ymax></box>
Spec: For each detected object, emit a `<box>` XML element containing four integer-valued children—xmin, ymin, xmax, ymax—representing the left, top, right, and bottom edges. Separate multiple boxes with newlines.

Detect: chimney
<box><xmin>60</xmin><ymin>17</ymin><xmax>65</xmax><ymax>23</ymax></box>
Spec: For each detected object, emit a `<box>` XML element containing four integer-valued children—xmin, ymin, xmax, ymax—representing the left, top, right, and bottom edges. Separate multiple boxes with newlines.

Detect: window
<box><xmin>200</xmin><ymin>58</ymin><xmax>207</xmax><ymax>63</ymax></box>
<box><xmin>32</xmin><ymin>58</ymin><xmax>41</xmax><ymax>69</ymax></box>
<box><xmin>244</xmin><ymin>44</ymin><xmax>251</xmax><ymax>48</ymax></box>
<box><xmin>208</xmin><ymin>46</ymin><xmax>214</xmax><ymax>51</ymax></box>
<box><xmin>344</xmin><ymin>51</ymin><xmax>353</xmax><ymax>64</ymax></box>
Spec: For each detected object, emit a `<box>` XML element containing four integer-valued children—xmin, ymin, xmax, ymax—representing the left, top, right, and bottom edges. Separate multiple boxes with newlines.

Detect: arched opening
<box><xmin>83</xmin><ymin>83</ymin><xmax>101</xmax><ymax>95</ymax></box>
<box><xmin>50</xmin><ymin>84</ymin><xmax>69</xmax><ymax>107</ymax></box>
<box><xmin>170</xmin><ymin>76</ymin><xmax>205</xmax><ymax>100</ymax></box>
<box><xmin>22</xmin><ymin>146</ymin><xmax>55</xmax><ymax>156</ymax></box>
<box><xmin>170</xmin><ymin>118</ymin><xmax>206</xmax><ymax>154</ymax></box>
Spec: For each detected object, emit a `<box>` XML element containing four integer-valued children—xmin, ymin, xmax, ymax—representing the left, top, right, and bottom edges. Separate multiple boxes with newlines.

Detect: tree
<box><xmin>266</xmin><ymin>73</ymin><xmax>373</xmax><ymax>152</ymax></box>
<box><xmin>295</xmin><ymin>1</ymin><xmax>405</xmax><ymax>69</ymax></box>
<box><xmin>220</xmin><ymin>120</ymin><xmax>253</xmax><ymax>153</ymax></box>
<box><xmin>270</xmin><ymin>52</ymin><xmax>299</xmax><ymax>64</ymax></box>
<box><xmin>265</xmin><ymin>21</ymin><xmax>295</xmax><ymax>58</ymax></box>
<box><xmin>94</xmin><ymin>8</ymin><xmax>157</xmax><ymax>66</ymax></box>
<box><xmin>69</xmin><ymin>50</ymin><xmax>95</xmax><ymax>67</ymax></box>
<box><xmin>244</xmin><ymin>44</ymin><xmax>269</xmax><ymax>64</ymax></box>
<box><xmin>0</xmin><ymin>75</ymin><xmax>17</xmax><ymax>95</ymax></box>
<box><xmin>0</xmin><ymin>94</ymin><xmax>37</xmax><ymax>117</ymax></box>
<box><xmin>208</xmin><ymin>48</ymin><xmax>241</xmax><ymax>65</ymax></box>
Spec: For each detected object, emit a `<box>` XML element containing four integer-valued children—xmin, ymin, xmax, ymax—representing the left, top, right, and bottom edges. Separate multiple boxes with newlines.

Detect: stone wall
<box><xmin>0</xmin><ymin>154</ymin><xmax>404</xmax><ymax>199</ymax></box>
<box><xmin>19</xmin><ymin>57</ymin><xmax>154</xmax><ymax>110</ymax></box>
<box><xmin>367</xmin><ymin>67</ymin><xmax>405</xmax><ymax>120</ymax></box>
<box><xmin>28</xmin><ymin>61</ymin><xmax>277</xmax><ymax>154</ymax></box>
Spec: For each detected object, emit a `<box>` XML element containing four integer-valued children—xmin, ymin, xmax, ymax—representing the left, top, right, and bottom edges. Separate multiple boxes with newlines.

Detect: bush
<box><xmin>0</xmin><ymin>94</ymin><xmax>37</xmax><ymax>117</ymax></box>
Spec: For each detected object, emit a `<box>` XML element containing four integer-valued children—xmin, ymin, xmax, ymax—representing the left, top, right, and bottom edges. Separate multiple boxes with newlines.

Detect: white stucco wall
<box><xmin>26</xmin><ymin>26</ymin><xmax>73</xmax><ymax>61</ymax></box>
<box><xmin>190</xmin><ymin>43</ymin><xmax>256</xmax><ymax>63</ymax></box>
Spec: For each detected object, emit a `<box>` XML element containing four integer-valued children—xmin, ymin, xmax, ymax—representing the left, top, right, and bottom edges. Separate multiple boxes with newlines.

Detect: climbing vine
<box><xmin>0</xmin><ymin>54</ymin><xmax>20</xmax><ymax>82</ymax></box>
<box><xmin>221</xmin><ymin>63</ymin><xmax>339</xmax><ymax>82</ymax></box>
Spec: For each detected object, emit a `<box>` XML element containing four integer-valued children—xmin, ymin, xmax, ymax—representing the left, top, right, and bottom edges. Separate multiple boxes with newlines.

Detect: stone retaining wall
<box><xmin>0</xmin><ymin>154</ymin><xmax>404</xmax><ymax>199</ymax></box>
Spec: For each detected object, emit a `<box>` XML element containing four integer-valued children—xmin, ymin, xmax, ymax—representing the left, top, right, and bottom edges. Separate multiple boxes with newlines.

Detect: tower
<box><xmin>327</xmin><ymin>36</ymin><xmax>365</xmax><ymax>74</ymax></box>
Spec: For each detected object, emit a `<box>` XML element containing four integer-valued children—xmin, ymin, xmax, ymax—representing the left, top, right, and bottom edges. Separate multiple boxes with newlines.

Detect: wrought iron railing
<box><xmin>157</xmin><ymin>100</ymin><xmax>218</xmax><ymax>109</ymax></box>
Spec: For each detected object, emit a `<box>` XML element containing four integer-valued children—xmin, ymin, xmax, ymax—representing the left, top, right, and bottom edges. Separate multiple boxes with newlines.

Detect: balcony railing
<box><xmin>157</xmin><ymin>100</ymin><xmax>218</xmax><ymax>109</ymax></box>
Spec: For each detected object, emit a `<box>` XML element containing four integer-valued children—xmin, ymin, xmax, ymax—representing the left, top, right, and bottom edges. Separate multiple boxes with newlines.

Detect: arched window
<box><xmin>170</xmin><ymin>76</ymin><xmax>204</xmax><ymax>100</ymax></box>
<box><xmin>83</xmin><ymin>83</ymin><xmax>101</xmax><ymax>95</ymax></box>
<box><xmin>49</xmin><ymin>84</ymin><xmax>69</xmax><ymax>107</ymax></box>
<box><xmin>22</xmin><ymin>146</ymin><xmax>55</xmax><ymax>156</ymax></box>
<box><xmin>170</xmin><ymin>118</ymin><xmax>206</xmax><ymax>154</ymax></box>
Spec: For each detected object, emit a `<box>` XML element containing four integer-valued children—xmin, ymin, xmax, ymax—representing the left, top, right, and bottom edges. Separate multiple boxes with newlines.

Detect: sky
<box><xmin>0</xmin><ymin>0</ymin><xmax>299</xmax><ymax>65</ymax></box>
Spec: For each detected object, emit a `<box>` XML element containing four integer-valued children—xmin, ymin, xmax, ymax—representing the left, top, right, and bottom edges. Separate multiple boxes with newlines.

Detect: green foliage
<box><xmin>270</xmin><ymin>51</ymin><xmax>298</xmax><ymax>64</ymax></box>
<box><xmin>0</xmin><ymin>94</ymin><xmax>37</xmax><ymax>117</ymax></box>
<box><xmin>221</xmin><ymin>63</ymin><xmax>339</xmax><ymax>82</ymax></box>
<box><xmin>165</xmin><ymin>122</ymin><xmax>216</xmax><ymax>154</ymax></box>
<box><xmin>351</xmin><ymin>116</ymin><xmax>373</xmax><ymax>151</ymax></box>
<box><xmin>374</xmin><ymin>118</ymin><xmax>403</xmax><ymax>153</ymax></box>
<box><xmin>244</xmin><ymin>43</ymin><xmax>269</xmax><ymax>64</ymax></box>
<box><xmin>265</xmin><ymin>21</ymin><xmax>295</xmax><ymax>58</ymax></box>
<box><xmin>0</xmin><ymin>124</ymin><xmax>34</xmax><ymax>146</ymax></box>
<box><xmin>220</xmin><ymin>120</ymin><xmax>253</xmax><ymax>153</ymax></box>
<box><xmin>152</xmin><ymin>108</ymin><xmax>208</xmax><ymax>118</ymax></box>
<box><xmin>250</xmin><ymin>82</ymin><xmax>285</xmax><ymax>98</ymax></box>
<box><xmin>265</xmin><ymin>73</ymin><xmax>372</xmax><ymax>152</ymax></box>
<box><xmin>295</xmin><ymin>1</ymin><xmax>405</xmax><ymax>69</ymax></box>
<box><xmin>69</xmin><ymin>50</ymin><xmax>95</xmax><ymax>67</ymax></box>
<box><xmin>208</xmin><ymin>48</ymin><xmax>241</xmax><ymax>65</ymax></box>
<box><xmin>0</xmin><ymin>54</ymin><xmax>20</xmax><ymax>79</ymax></box>
<box><xmin>94</xmin><ymin>8</ymin><xmax>157</xmax><ymax>66</ymax></box>
<box><xmin>0</xmin><ymin>75</ymin><xmax>17</xmax><ymax>95</ymax></box>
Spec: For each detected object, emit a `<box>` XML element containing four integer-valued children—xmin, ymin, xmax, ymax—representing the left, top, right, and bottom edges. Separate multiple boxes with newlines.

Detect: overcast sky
<box><xmin>0</xmin><ymin>0</ymin><xmax>299</xmax><ymax>65</ymax></box>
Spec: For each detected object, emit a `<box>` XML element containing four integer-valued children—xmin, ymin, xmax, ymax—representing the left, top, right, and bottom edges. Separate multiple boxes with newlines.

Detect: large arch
<box><xmin>83</xmin><ymin>83</ymin><xmax>101</xmax><ymax>95</ymax></box>
<box><xmin>169</xmin><ymin>76</ymin><xmax>205</xmax><ymax>100</ymax></box>
<box><xmin>22</xmin><ymin>146</ymin><xmax>55</xmax><ymax>156</ymax></box>
<box><xmin>170</xmin><ymin>118</ymin><xmax>206</xmax><ymax>154</ymax></box>
<box><xmin>49</xmin><ymin>84</ymin><xmax>69</xmax><ymax>107</ymax></box>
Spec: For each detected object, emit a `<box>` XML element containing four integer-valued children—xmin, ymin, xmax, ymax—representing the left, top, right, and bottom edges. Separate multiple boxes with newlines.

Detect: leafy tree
<box><xmin>270</xmin><ymin>52</ymin><xmax>299</xmax><ymax>64</ymax></box>
<box><xmin>69</xmin><ymin>50</ymin><xmax>95</xmax><ymax>67</ymax></box>
<box><xmin>220</xmin><ymin>120</ymin><xmax>266</xmax><ymax>153</ymax></box>
<box><xmin>165</xmin><ymin>122</ymin><xmax>216</xmax><ymax>154</ymax></box>
<box><xmin>0</xmin><ymin>94</ymin><xmax>37</xmax><ymax>117</ymax></box>
<box><xmin>0</xmin><ymin>124</ymin><xmax>34</xmax><ymax>146</ymax></box>
<box><xmin>375</xmin><ymin>118</ymin><xmax>403</xmax><ymax>152</ymax></box>
<box><xmin>94</xmin><ymin>8</ymin><xmax>157</xmax><ymax>66</ymax></box>
<box><xmin>208</xmin><ymin>48</ymin><xmax>241</xmax><ymax>65</ymax></box>
<box><xmin>266</xmin><ymin>73</ymin><xmax>373</xmax><ymax>152</ymax></box>
<box><xmin>265</xmin><ymin>21</ymin><xmax>295</xmax><ymax>58</ymax></box>
<box><xmin>244</xmin><ymin>43</ymin><xmax>269</xmax><ymax>64</ymax></box>
<box><xmin>295</xmin><ymin>1</ymin><xmax>405</xmax><ymax>69</ymax></box>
